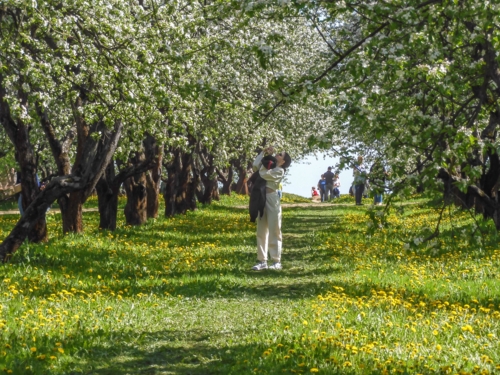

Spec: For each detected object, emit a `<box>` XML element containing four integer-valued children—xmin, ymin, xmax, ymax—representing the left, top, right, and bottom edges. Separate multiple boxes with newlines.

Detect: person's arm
<box><xmin>252</xmin><ymin>152</ymin><xmax>264</xmax><ymax>172</ymax></box>
<box><xmin>259</xmin><ymin>166</ymin><xmax>284</xmax><ymax>183</ymax></box>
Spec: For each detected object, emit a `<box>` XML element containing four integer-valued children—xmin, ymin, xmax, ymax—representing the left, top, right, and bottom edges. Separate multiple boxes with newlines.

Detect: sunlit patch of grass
<box><xmin>1</xmin><ymin>195</ymin><xmax>499</xmax><ymax>374</ymax></box>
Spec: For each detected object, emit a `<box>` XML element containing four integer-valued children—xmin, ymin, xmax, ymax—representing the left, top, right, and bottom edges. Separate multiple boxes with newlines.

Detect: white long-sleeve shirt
<box><xmin>252</xmin><ymin>152</ymin><xmax>284</xmax><ymax>191</ymax></box>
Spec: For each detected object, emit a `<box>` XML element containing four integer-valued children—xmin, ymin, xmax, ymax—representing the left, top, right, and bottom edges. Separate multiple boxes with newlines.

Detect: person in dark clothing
<box><xmin>323</xmin><ymin>167</ymin><xmax>335</xmax><ymax>201</ymax></box>
<box><xmin>317</xmin><ymin>174</ymin><xmax>326</xmax><ymax>202</ymax></box>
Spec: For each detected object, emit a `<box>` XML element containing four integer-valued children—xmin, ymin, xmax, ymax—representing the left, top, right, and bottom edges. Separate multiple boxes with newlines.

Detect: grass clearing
<box><xmin>1</xmin><ymin>193</ymin><xmax>500</xmax><ymax>374</ymax></box>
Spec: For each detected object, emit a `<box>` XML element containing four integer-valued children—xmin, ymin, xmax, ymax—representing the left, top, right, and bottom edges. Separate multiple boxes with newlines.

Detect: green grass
<box><xmin>1</xmin><ymin>193</ymin><xmax>500</xmax><ymax>374</ymax></box>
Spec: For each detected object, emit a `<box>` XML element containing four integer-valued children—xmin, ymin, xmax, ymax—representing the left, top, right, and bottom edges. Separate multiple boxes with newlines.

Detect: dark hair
<box><xmin>282</xmin><ymin>152</ymin><xmax>292</xmax><ymax>170</ymax></box>
<box><xmin>327</xmin><ymin>166</ymin><xmax>332</xmax><ymax>170</ymax></box>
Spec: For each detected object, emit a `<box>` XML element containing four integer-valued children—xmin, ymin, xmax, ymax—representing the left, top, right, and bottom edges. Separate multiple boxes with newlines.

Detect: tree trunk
<box><xmin>219</xmin><ymin>165</ymin><xmax>233</xmax><ymax>195</ymax></box>
<box><xmin>164</xmin><ymin>148</ymin><xmax>197</xmax><ymax>216</ymax></box>
<box><xmin>96</xmin><ymin>162</ymin><xmax>119</xmax><ymax>231</ymax></box>
<box><xmin>196</xmin><ymin>148</ymin><xmax>220</xmax><ymax>205</ymax></box>
<box><xmin>57</xmin><ymin>192</ymin><xmax>83</xmax><ymax>233</ymax></box>
<box><xmin>124</xmin><ymin>153</ymin><xmax>148</xmax><ymax>226</ymax></box>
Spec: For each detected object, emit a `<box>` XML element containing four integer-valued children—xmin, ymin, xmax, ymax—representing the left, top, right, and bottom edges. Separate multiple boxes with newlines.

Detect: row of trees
<box><xmin>2</xmin><ymin>0</ymin><xmax>500</xmax><ymax>261</ymax></box>
<box><xmin>0</xmin><ymin>0</ymin><xmax>333</xmax><ymax>261</ymax></box>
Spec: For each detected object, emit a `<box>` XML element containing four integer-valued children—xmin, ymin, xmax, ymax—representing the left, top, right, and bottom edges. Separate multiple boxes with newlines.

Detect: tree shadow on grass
<box><xmin>9</xmin><ymin>241</ymin><xmax>344</xmax><ymax>301</ymax></box>
<box><xmin>6</xmin><ymin>327</ymin><xmax>258</xmax><ymax>375</ymax></box>
<box><xmin>80</xmin><ymin>329</ymin><xmax>235</xmax><ymax>375</ymax></box>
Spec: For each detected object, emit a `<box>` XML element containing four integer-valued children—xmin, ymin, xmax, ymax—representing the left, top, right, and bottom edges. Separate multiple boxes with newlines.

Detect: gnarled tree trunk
<box><xmin>96</xmin><ymin>162</ymin><xmax>119</xmax><ymax>230</ymax></box>
<box><xmin>164</xmin><ymin>147</ymin><xmax>197</xmax><ymax>216</ymax></box>
<box><xmin>123</xmin><ymin>150</ymin><xmax>148</xmax><ymax>226</ymax></box>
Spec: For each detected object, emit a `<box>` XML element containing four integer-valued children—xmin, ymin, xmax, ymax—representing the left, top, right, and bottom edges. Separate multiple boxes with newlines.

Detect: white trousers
<box><xmin>256</xmin><ymin>192</ymin><xmax>282</xmax><ymax>263</ymax></box>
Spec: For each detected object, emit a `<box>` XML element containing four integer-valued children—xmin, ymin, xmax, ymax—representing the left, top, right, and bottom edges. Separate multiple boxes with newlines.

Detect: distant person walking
<box><xmin>251</xmin><ymin>146</ymin><xmax>292</xmax><ymax>271</ymax></box>
<box><xmin>317</xmin><ymin>174</ymin><xmax>326</xmax><ymax>202</ymax></box>
<box><xmin>323</xmin><ymin>167</ymin><xmax>335</xmax><ymax>201</ymax></box>
<box><xmin>353</xmin><ymin>156</ymin><xmax>367</xmax><ymax>206</ymax></box>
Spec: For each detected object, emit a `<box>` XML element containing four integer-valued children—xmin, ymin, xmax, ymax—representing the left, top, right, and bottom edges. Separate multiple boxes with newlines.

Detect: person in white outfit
<box><xmin>251</xmin><ymin>146</ymin><xmax>291</xmax><ymax>271</ymax></box>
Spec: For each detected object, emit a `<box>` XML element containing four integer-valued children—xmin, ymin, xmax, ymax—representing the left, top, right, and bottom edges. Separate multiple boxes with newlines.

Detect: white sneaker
<box><xmin>252</xmin><ymin>261</ymin><xmax>268</xmax><ymax>271</ymax></box>
<box><xmin>268</xmin><ymin>262</ymin><xmax>282</xmax><ymax>270</ymax></box>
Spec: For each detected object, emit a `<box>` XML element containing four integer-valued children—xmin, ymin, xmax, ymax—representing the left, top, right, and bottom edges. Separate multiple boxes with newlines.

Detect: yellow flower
<box><xmin>436</xmin><ymin>345</ymin><xmax>442</xmax><ymax>351</ymax></box>
<box><xmin>30</xmin><ymin>347</ymin><xmax>37</xmax><ymax>352</ymax></box>
<box><xmin>58</xmin><ymin>348</ymin><xmax>64</xmax><ymax>354</ymax></box>
<box><xmin>461</xmin><ymin>325</ymin><xmax>474</xmax><ymax>333</ymax></box>
<box><xmin>310</xmin><ymin>368</ymin><xmax>319</xmax><ymax>373</ymax></box>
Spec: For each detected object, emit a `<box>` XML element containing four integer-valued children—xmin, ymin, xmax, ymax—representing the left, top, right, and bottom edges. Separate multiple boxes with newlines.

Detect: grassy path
<box><xmin>1</xmin><ymin>195</ymin><xmax>500</xmax><ymax>374</ymax></box>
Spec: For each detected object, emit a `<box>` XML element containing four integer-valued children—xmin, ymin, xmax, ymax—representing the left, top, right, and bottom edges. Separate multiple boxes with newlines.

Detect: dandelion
<box><xmin>310</xmin><ymin>368</ymin><xmax>319</xmax><ymax>373</ymax></box>
<box><xmin>461</xmin><ymin>325</ymin><xmax>474</xmax><ymax>333</ymax></box>
<box><xmin>30</xmin><ymin>347</ymin><xmax>36</xmax><ymax>352</ymax></box>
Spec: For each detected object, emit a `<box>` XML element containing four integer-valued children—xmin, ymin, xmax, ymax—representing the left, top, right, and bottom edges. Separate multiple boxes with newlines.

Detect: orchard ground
<box><xmin>1</xmin><ymin>193</ymin><xmax>500</xmax><ymax>374</ymax></box>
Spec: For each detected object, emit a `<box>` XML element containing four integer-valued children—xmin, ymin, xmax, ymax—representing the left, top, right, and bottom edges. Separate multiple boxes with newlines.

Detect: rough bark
<box><xmin>124</xmin><ymin>165</ymin><xmax>148</xmax><ymax>226</ymax></box>
<box><xmin>96</xmin><ymin>162</ymin><xmax>119</xmax><ymax>230</ymax></box>
<box><xmin>164</xmin><ymin>147</ymin><xmax>197</xmax><ymax>216</ymax></box>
